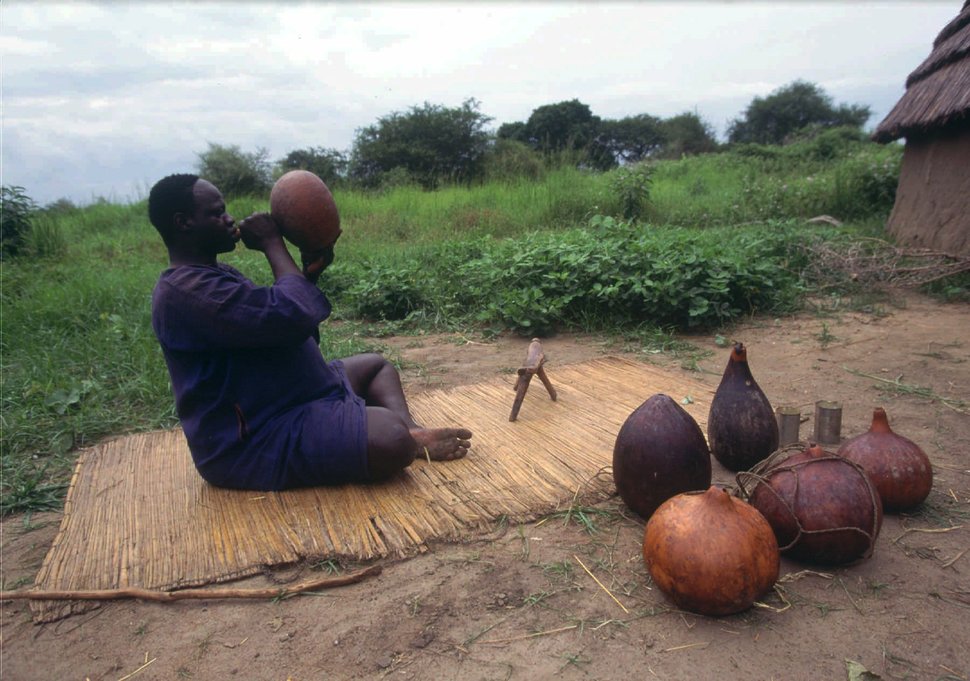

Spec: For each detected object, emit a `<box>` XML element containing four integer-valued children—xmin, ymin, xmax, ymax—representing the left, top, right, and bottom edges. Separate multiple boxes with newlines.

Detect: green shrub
<box><xmin>1</xmin><ymin>186</ymin><xmax>37</xmax><ymax>258</ymax></box>
<box><xmin>24</xmin><ymin>215</ymin><xmax>67</xmax><ymax>259</ymax></box>
<box><xmin>831</xmin><ymin>149</ymin><xmax>900</xmax><ymax>219</ymax></box>
<box><xmin>483</xmin><ymin>138</ymin><xmax>546</xmax><ymax>182</ymax></box>
<box><xmin>608</xmin><ymin>164</ymin><xmax>654</xmax><ymax>221</ymax></box>
<box><xmin>344</xmin><ymin>260</ymin><xmax>428</xmax><ymax>320</ymax></box>
<box><xmin>448</xmin><ymin>216</ymin><xmax>808</xmax><ymax>335</ymax></box>
<box><xmin>196</xmin><ymin>143</ymin><xmax>272</xmax><ymax>197</ymax></box>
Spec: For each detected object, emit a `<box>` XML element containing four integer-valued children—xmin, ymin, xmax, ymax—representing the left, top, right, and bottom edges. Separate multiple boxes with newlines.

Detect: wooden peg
<box><xmin>509</xmin><ymin>338</ymin><xmax>558</xmax><ymax>421</ymax></box>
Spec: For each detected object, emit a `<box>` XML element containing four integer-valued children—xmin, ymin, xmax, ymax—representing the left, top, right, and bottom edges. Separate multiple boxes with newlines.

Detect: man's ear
<box><xmin>173</xmin><ymin>212</ymin><xmax>191</xmax><ymax>232</ymax></box>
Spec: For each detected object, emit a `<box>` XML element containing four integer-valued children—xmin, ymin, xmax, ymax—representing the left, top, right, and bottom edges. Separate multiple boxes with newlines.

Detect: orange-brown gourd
<box><xmin>270</xmin><ymin>170</ymin><xmax>341</xmax><ymax>254</ymax></box>
<box><xmin>643</xmin><ymin>486</ymin><xmax>779</xmax><ymax>616</ymax></box>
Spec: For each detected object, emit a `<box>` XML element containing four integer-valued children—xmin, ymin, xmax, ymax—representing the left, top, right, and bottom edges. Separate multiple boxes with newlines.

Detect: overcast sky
<box><xmin>2</xmin><ymin>1</ymin><xmax>961</xmax><ymax>206</ymax></box>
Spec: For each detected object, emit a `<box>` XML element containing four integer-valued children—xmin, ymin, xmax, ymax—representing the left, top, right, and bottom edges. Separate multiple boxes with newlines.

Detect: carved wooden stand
<box><xmin>509</xmin><ymin>338</ymin><xmax>558</xmax><ymax>421</ymax></box>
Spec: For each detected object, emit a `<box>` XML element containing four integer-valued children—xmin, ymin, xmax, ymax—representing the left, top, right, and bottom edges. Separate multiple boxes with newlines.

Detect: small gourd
<box><xmin>837</xmin><ymin>408</ymin><xmax>933</xmax><ymax>511</ymax></box>
<box><xmin>707</xmin><ymin>342</ymin><xmax>779</xmax><ymax>471</ymax></box>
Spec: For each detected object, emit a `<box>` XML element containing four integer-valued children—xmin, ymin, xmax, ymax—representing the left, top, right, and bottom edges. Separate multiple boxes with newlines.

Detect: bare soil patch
<box><xmin>3</xmin><ymin>291</ymin><xmax>969</xmax><ymax>681</ymax></box>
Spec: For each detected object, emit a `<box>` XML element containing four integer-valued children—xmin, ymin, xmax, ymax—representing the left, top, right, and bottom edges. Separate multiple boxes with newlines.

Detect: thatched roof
<box><xmin>873</xmin><ymin>1</ymin><xmax>970</xmax><ymax>142</ymax></box>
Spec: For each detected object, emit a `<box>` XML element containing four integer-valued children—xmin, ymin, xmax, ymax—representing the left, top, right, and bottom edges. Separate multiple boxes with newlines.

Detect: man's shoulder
<box><xmin>158</xmin><ymin>263</ymin><xmax>247</xmax><ymax>288</ymax></box>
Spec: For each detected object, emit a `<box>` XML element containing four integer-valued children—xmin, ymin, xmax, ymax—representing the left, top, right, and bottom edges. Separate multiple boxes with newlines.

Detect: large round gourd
<box><xmin>644</xmin><ymin>486</ymin><xmax>780</xmax><ymax>616</ymax></box>
<box><xmin>612</xmin><ymin>394</ymin><xmax>712</xmax><ymax>520</ymax></box>
<box><xmin>270</xmin><ymin>170</ymin><xmax>341</xmax><ymax>252</ymax></box>
<box><xmin>744</xmin><ymin>445</ymin><xmax>882</xmax><ymax>565</ymax></box>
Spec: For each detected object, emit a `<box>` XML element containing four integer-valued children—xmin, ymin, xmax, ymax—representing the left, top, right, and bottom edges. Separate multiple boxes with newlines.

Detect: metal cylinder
<box><xmin>813</xmin><ymin>400</ymin><xmax>843</xmax><ymax>446</ymax></box>
<box><xmin>775</xmin><ymin>406</ymin><xmax>802</xmax><ymax>446</ymax></box>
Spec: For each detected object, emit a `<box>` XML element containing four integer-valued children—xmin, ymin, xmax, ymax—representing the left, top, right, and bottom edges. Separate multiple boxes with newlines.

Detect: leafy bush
<box><xmin>276</xmin><ymin>147</ymin><xmax>348</xmax><ymax>187</ymax></box>
<box><xmin>24</xmin><ymin>215</ymin><xmax>67</xmax><ymax>259</ymax></box>
<box><xmin>343</xmin><ymin>261</ymin><xmax>428</xmax><ymax>320</ymax></box>
<box><xmin>483</xmin><ymin>138</ymin><xmax>546</xmax><ymax>182</ymax></box>
<box><xmin>1</xmin><ymin>186</ymin><xmax>37</xmax><ymax>258</ymax></box>
<box><xmin>830</xmin><ymin>150</ymin><xmax>901</xmax><ymax>219</ymax></box>
<box><xmin>608</xmin><ymin>164</ymin><xmax>654</xmax><ymax>221</ymax></box>
<box><xmin>430</xmin><ymin>216</ymin><xmax>810</xmax><ymax>335</ymax></box>
<box><xmin>196</xmin><ymin>143</ymin><xmax>273</xmax><ymax>197</ymax></box>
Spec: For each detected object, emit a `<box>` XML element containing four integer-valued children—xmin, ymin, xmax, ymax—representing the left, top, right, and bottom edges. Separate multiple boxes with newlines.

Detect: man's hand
<box><xmin>238</xmin><ymin>212</ymin><xmax>283</xmax><ymax>252</ymax></box>
<box><xmin>239</xmin><ymin>212</ymin><xmax>302</xmax><ymax>281</ymax></box>
<box><xmin>301</xmin><ymin>245</ymin><xmax>335</xmax><ymax>284</ymax></box>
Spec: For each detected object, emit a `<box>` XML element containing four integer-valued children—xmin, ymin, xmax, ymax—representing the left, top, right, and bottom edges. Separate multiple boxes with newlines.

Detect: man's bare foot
<box><xmin>410</xmin><ymin>427</ymin><xmax>473</xmax><ymax>461</ymax></box>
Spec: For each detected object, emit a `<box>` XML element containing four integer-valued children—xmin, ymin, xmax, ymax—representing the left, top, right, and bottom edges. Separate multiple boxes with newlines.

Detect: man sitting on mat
<box><xmin>146</xmin><ymin>173</ymin><xmax>472</xmax><ymax>490</ymax></box>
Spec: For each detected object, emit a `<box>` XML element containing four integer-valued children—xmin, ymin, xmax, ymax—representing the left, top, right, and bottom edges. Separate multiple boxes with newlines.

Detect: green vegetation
<box><xmin>2</xmin><ymin>136</ymin><xmax>959</xmax><ymax>516</ymax></box>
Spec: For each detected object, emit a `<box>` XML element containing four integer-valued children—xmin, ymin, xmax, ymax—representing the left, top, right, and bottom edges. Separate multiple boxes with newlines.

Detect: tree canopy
<box><xmin>523</xmin><ymin>99</ymin><xmax>600</xmax><ymax>154</ymax></box>
<box><xmin>659</xmin><ymin>112</ymin><xmax>719</xmax><ymax>159</ymax></box>
<box><xmin>196</xmin><ymin>143</ymin><xmax>272</xmax><ymax>197</ymax></box>
<box><xmin>277</xmin><ymin>147</ymin><xmax>348</xmax><ymax>187</ymax></box>
<box><xmin>593</xmin><ymin>114</ymin><xmax>666</xmax><ymax>165</ymax></box>
<box><xmin>349</xmin><ymin>99</ymin><xmax>492</xmax><ymax>189</ymax></box>
<box><xmin>727</xmin><ymin>80</ymin><xmax>871</xmax><ymax>145</ymax></box>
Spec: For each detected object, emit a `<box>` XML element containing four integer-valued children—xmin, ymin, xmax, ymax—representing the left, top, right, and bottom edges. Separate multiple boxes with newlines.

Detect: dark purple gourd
<box><xmin>707</xmin><ymin>343</ymin><xmax>779</xmax><ymax>471</ymax></box>
<box><xmin>613</xmin><ymin>394</ymin><xmax>712</xmax><ymax>520</ymax></box>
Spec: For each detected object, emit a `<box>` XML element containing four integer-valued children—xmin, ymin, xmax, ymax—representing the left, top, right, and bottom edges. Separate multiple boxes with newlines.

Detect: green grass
<box><xmin>2</xmin><ymin>140</ymin><xmax>961</xmax><ymax>514</ymax></box>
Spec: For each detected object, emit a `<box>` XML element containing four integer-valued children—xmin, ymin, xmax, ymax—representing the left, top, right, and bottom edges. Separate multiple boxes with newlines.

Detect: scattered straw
<box><xmin>892</xmin><ymin>525</ymin><xmax>965</xmax><ymax>544</ymax></box>
<box><xmin>663</xmin><ymin>642</ymin><xmax>709</xmax><ymax>652</ymax></box>
<box><xmin>754</xmin><ymin>585</ymin><xmax>793</xmax><ymax>613</ymax></box>
<box><xmin>941</xmin><ymin>548</ymin><xmax>969</xmax><ymax>569</ymax></box>
<box><xmin>116</xmin><ymin>656</ymin><xmax>156</xmax><ymax>681</ymax></box>
<box><xmin>779</xmin><ymin>570</ymin><xmax>835</xmax><ymax>583</ymax></box>
<box><xmin>574</xmin><ymin>555</ymin><xmax>629</xmax><ymax>614</ymax></box>
<box><xmin>478</xmin><ymin>624</ymin><xmax>579</xmax><ymax>645</ymax></box>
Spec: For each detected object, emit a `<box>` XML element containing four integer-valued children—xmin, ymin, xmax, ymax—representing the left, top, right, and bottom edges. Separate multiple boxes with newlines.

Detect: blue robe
<box><xmin>151</xmin><ymin>264</ymin><xmax>368</xmax><ymax>489</ymax></box>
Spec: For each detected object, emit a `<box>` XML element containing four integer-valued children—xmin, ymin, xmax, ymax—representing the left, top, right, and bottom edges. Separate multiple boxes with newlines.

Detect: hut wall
<box><xmin>886</xmin><ymin>128</ymin><xmax>970</xmax><ymax>255</ymax></box>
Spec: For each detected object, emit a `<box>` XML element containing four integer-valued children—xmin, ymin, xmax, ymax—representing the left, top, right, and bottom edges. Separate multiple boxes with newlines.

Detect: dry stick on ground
<box><xmin>892</xmin><ymin>525</ymin><xmax>964</xmax><ymax>544</ymax></box>
<box><xmin>0</xmin><ymin>564</ymin><xmax>382</xmax><ymax>602</ymax></box>
<box><xmin>574</xmin><ymin>554</ymin><xmax>630</xmax><ymax>614</ymax></box>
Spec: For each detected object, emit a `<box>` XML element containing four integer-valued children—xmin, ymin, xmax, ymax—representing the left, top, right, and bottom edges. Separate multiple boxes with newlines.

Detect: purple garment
<box><xmin>151</xmin><ymin>263</ymin><xmax>368</xmax><ymax>489</ymax></box>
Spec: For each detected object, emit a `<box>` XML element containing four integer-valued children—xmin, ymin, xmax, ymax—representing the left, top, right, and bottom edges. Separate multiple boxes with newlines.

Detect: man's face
<box><xmin>185</xmin><ymin>180</ymin><xmax>239</xmax><ymax>254</ymax></box>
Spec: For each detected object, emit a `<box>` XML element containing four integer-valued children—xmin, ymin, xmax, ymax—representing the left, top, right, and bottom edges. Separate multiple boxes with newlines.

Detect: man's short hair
<box><xmin>148</xmin><ymin>173</ymin><xmax>199</xmax><ymax>239</ymax></box>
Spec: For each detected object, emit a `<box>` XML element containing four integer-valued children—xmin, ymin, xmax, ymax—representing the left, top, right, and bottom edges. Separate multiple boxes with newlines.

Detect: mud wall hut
<box><xmin>872</xmin><ymin>1</ymin><xmax>970</xmax><ymax>255</ymax></box>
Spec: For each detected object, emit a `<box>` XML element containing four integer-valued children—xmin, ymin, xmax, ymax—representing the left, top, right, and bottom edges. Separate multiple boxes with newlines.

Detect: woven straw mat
<box><xmin>30</xmin><ymin>356</ymin><xmax>712</xmax><ymax>622</ymax></box>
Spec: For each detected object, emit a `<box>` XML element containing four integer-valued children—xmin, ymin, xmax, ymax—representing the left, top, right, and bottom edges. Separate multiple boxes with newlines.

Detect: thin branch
<box><xmin>0</xmin><ymin>564</ymin><xmax>382</xmax><ymax>602</ymax></box>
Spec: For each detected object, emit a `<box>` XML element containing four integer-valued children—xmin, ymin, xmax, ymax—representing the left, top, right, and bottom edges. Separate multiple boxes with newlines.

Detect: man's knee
<box><xmin>366</xmin><ymin>414</ymin><xmax>415</xmax><ymax>479</ymax></box>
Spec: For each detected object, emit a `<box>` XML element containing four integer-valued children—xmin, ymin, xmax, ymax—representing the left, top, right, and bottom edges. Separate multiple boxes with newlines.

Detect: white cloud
<box><xmin>0</xmin><ymin>0</ymin><xmax>960</xmax><ymax>205</ymax></box>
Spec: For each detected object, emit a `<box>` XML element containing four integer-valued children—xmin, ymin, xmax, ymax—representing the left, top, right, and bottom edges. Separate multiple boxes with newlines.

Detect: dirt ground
<box><xmin>2</xmin><ymin>291</ymin><xmax>969</xmax><ymax>681</ymax></box>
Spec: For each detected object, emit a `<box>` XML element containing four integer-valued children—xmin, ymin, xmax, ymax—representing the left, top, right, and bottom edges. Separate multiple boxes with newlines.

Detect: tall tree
<box><xmin>593</xmin><ymin>114</ymin><xmax>666</xmax><ymax>167</ymax></box>
<box><xmin>196</xmin><ymin>143</ymin><xmax>272</xmax><ymax>196</ymax></box>
<box><xmin>277</xmin><ymin>147</ymin><xmax>348</xmax><ymax>187</ymax></box>
<box><xmin>496</xmin><ymin>121</ymin><xmax>528</xmax><ymax>142</ymax></box>
<box><xmin>524</xmin><ymin>99</ymin><xmax>600</xmax><ymax>154</ymax></box>
<box><xmin>659</xmin><ymin>112</ymin><xmax>719</xmax><ymax>158</ymax></box>
<box><xmin>728</xmin><ymin>80</ymin><xmax>871</xmax><ymax>145</ymax></box>
<box><xmin>349</xmin><ymin>99</ymin><xmax>492</xmax><ymax>189</ymax></box>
